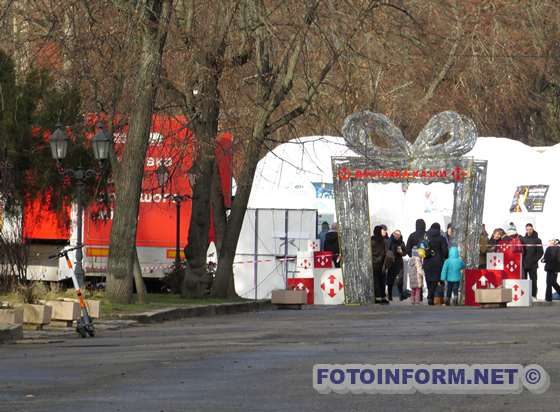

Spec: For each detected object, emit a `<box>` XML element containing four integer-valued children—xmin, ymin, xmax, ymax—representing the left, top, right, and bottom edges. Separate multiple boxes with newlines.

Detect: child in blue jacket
<box><xmin>441</xmin><ymin>246</ymin><xmax>465</xmax><ymax>306</ymax></box>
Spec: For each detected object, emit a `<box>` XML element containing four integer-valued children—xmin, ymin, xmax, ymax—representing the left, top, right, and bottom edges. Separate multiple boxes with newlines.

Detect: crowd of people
<box><xmin>318</xmin><ymin>219</ymin><xmax>560</xmax><ymax>305</ymax></box>
<box><xmin>372</xmin><ymin>219</ymin><xmax>456</xmax><ymax>305</ymax></box>
<box><xmin>482</xmin><ymin>222</ymin><xmax>560</xmax><ymax>302</ymax></box>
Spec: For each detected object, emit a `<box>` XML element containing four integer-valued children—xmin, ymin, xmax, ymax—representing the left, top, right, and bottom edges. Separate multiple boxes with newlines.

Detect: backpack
<box><xmin>419</xmin><ymin>234</ymin><xmax>435</xmax><ymax>258</ymax></box>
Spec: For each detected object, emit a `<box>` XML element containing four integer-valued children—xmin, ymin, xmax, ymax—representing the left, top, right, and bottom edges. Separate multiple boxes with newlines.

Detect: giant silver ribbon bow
<box><xmin>342</xmin><ymin>111</ymin><xmax>477</xmax><ymax>164</ymax></box>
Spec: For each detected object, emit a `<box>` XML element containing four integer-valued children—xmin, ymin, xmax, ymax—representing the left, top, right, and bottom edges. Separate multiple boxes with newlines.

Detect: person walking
<box><xmin>406</xmin><ymin>219</ymin><xmax>427</xmax><ymax>257</ymax></box>
<box><xmin>371</xmin><ymin>225</ymin><xmax>389</xmax><ymax>304</ymax></box>
<box><xmin>422</xmin><ymin>222</ymin><xmax>448</xmax><ymax>305</ymax></box>
<box><xmin>441</xmin><ymin>246</ymin><xmax>465</xmax><ymax>306</ymax></box>
<box><xmin>522</xmin><ymin>223</ymin><xmax>544</xmax><ymax>299</ymax></box>
<box><xmin>324</xmin><ymin>223</ymin><xmax>341</xmax><ymax>268</ymax></box>
<box><xmin>542</xmin><ymin>239</ymin><xmax>560</xmax><ymax>302</ymax></box>
<box><xmin>408</xmin><ymin>246</ymin><xmax>425</xmax><ymax>304</ymax></box>
<box><xmin>387</xmin><ymin>230</ymin><xmax>406</xmax><ymax>301</ymax></box>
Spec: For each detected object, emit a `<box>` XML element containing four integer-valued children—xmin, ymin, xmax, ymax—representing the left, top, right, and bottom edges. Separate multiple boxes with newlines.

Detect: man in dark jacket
<box><xmin>323</xmin><ymin>223</ymin><xmax>341</xmax><ymax>268</ymax></box>
<box><xmin>522</xmin><ymin>223</ymin><xmax>544</xmax><ymax>298</ymax></box>
<box><xmin>543</xmin><ymin>239</ymin><xmax>560</xmax><ymax>302</ymax></box>
<box><xmin>371</xmin><ymin>225</ymin><xmax>389</xmax><ymax>304</ymax></box>
<box><xmin>423</xmin><ymin>222</ymin><xmax>449</xmax><ymax>305</ymax></box>
<box><xmin>406</xmin><ymin>219</ymin><xmax>427</xmax><ymax>257</ymax></box>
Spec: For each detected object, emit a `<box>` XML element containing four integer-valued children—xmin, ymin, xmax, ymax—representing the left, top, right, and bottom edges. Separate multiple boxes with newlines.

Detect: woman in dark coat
<box><xmin>371</xmin><ymin>225</ymin><xmax>389</xmax><ymax>304</ymax></box>
<box><xmin>387</xmin><ymin>230</ymin><xmax>406</xmax><ymax>301</ymax></box>
<box><xmin>422</xmin><ymin>222</ymin><xmax>449</xmax><ymax>305</ymax></box>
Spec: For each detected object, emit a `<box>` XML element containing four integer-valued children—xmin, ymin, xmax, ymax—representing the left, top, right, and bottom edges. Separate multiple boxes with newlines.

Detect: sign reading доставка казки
<box><xmin>337</xmin><ymin>166</ymin><xmax>469</xmax><ymax>182</ymax></box>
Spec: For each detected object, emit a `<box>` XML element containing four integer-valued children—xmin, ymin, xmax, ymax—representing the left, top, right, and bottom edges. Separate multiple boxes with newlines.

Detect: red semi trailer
<box><xmin>19</xmin><ymin>115</ymin><xmax>232</xmax><ymax>282</ymax></box>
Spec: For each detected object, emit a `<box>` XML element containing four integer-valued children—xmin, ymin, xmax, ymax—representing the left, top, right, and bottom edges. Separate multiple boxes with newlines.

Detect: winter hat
<box><xmin>506</xmin><ymin>223</ymin><xmax>517</xmax><ymax>236</ymax></box>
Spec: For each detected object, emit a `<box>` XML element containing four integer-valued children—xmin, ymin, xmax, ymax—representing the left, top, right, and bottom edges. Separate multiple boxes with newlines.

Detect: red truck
<box><xmin>20</xmin><ymin>115</ymin><xmax>232</xmax><ymax>283</ymax></box>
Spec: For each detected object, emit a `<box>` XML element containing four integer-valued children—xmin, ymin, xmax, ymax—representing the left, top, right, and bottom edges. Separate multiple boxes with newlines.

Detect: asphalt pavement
<box><xmin>1</xmin><ymin>303</ymin><xmax>559</xmax><ymax>412</ymax></box>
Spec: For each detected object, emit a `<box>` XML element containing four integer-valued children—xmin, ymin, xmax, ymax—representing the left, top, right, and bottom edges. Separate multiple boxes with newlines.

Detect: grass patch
<box><xmin>101</xmin><ymin>295</ymin><xmax>238</xmax><ymax>318</ymax></box>
<box><xmin>1</xmin><ymin>290</ymin><xmax>244</xmax><ymax>319</ymax></box>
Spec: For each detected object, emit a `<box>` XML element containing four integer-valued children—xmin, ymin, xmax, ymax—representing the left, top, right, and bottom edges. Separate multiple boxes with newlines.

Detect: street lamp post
<box><xmin>156</xmin><ymin>164</ymin><xmax>191</xmax><ymax>269</ymax></box>
<box><xmin>49</xmin><ymin>123</ymin><xmax>110</xmax><ymax>287</ymax></box>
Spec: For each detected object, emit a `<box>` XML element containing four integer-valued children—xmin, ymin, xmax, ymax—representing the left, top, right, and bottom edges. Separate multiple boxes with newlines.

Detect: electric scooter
<box><xmin>48</xmin><ymin>245</ymin><xmax>95</xmax><ymax>338</ymax></box>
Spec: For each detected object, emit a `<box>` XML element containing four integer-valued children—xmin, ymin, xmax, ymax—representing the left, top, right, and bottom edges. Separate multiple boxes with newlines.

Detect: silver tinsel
<box><xmin>334</xmin><ymin>111</ymin><xmax>486</xmax><ymax>304</ymax></box>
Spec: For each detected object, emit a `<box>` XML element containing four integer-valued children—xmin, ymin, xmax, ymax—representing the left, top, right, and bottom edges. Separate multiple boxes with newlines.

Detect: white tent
<box><xmin>248</xmin><ymin>136</ymin><xmax>357</xmax><ymax>226</ymax></box>
<box><xmin>248</xmin><ymin>135</ymin><xmax>560</xmax><ymax>299</ymax></box>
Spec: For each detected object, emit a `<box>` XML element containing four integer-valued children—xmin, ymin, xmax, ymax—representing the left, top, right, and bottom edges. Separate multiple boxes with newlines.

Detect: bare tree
<box><xmin>106</xmin><ymin>0</ymin><xmax>174</xmax><ymax>303</ymax></box>
<box><xmin>211</xmin><ymin>0</ymin><xmax>355</xmax><ymax>297</ymax></box>
<box><xmin>161</xmin><ymin>0</ymin><xmax>247</xmax><ymax>298</ymax></box>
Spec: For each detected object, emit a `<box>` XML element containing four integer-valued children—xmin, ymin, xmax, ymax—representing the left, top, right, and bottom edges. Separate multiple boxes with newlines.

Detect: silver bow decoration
<box><xmin>342</xmin><ymin>111</ymin><xmax>477</xmax><ymax>163</ymax></box>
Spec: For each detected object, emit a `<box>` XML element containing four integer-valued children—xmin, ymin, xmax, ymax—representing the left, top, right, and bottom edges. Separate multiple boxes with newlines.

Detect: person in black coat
<box><xmin>323</xmin><ymin>223</ymin><xmax>341</xmax><ymax>268</ymax></box>
<box><xmin>422</xmin><ymin>222</ymin><xmax>449</xmax><ymax>305</ymax></box>
<box><xmin>371</xmin><ymin>225</ymin><xmax>389</xmax><ymax>304</ymax></box>
<box><xmin>387</xmin><ymin>230</ymin><xmax>406</xmax><ymax>301</ymax></box>
<box><xmin>542</xmin><ymin>239</ymin><xmax>560</xmax><ymax>302</ymax></box>
<box><xmin>406</xmin><ymin>219</ymin><xmax>427</xmax><ymax>257</ymax></box>
<box><xmin>522</xmin><ymin>223</ymin><xmax>544</xmax><ymax>298</ymax></box>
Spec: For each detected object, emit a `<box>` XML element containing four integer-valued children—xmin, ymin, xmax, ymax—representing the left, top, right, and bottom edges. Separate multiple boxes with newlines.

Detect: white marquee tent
<box><xmin>247</xmin><ymin>135</ymin><xmax>560</xmax><ymax>299</ymax></box>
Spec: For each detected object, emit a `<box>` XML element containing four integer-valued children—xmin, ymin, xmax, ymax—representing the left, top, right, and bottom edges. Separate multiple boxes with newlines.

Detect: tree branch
<box><xmin>265</xmin><ymin>53</ymin><xmax>337</xmax><ymax>136</ymax></box>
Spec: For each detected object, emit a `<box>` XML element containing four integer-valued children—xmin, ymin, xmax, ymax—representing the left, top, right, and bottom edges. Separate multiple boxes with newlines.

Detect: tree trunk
<box><xmin>181</xmin><ymin>75</ymin><xmax>221</xmax><ymax>298</ymax></box>
<box><xmin>211</xmin><ymin>161</ymin><xmax>227</xmax><ymax>257</ymax></box>
<box><xmin>133</xmin><ymin>247</ymin><xmax>147</xmax><ymax>304</ymax></box>
<box><xmin>213</xmin><ymin>141</ymin><xmax>262</xmax><ymax>298</ymax></box>
<box><xmin>106</xmin><ymin>0</ymin><xmax>172</xmax><ymax>303</ymax></box>
<box><xmin>181</xmin><ymin>157</ymin><xmax>213</xmax><ymax>298</ymax></box>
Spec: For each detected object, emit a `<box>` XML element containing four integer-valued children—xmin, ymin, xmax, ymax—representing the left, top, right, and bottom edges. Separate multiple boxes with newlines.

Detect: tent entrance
<box><xmin>367</xmin><ymin>182</ymin><xmax>454</xmax><ymax>238</ymax></box>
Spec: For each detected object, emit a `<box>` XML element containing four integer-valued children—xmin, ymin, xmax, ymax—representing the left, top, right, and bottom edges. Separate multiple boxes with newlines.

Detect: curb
<box><xmin>0</xmin><ymin>324</ymin><xmax>24</xmax><ymax>343</ymax></box>
<box><xmin>119</xmin><ymin>300</ymin><xmax>272</xmax><ymax>324</ymax></box>
<box><xmin>532</xmin><ymin>300</ymin><xmax>560</xmax><ymax>307</ymax></box>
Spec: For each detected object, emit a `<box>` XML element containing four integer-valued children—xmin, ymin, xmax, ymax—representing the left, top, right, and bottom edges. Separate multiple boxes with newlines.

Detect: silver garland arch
<box><xmin>332</xmin><ymin>111</ymin><xmax>487</xmax><ymax>304</ymax></box>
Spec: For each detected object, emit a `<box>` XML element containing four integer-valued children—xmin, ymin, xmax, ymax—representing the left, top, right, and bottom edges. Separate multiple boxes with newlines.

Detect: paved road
<box><xmin>1</xmin><ymin>304</ymin><xmax>559</xmax><ymax>412</ymax></box>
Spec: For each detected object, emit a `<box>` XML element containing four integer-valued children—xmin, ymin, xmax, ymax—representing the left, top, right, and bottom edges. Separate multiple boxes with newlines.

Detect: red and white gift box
<box><xmin>313</xmin><ymin>251</ymin><xmax>334</xmax><ymax>269</ymax></box>
<box><xmin>307</xmin><ymin>239</ymin><xmax>320</xmax><ymax>253</ymax></box>
<box><xmin>496</xmin><ymin>240</ymin><xmax>523</xmax><ymax>276</ymax></box>
<box><xmin>314</xmin><ymin>268</ymin><xmax>345</xmax><ymax>305</ymax></box>
<box><xmin>465</xmin><ymin>269</ymin><xmax>509</xmax><ymax>306</ymax></box>
<box><xmin>296</xmin><ymin>252</ymin><xmax>314</xmax><ymax>278</ymax></box>
<box><xmin>287</xmin><ymin>278</ymin><xmax>314</xmax><ymax>304</ymax></box>
<box><xmin>487</xmin><ymin>252</ymin><xmax>504</xmax><ymax>270</ymax></box>
<box><xmin>503</xmin><ymin>252</ymin><xmax>522</xmax><ymax>276</ymax></box>
<box><xmin>503</xmin><ymin>279</ymin><xmax>532</xmax><ymax>307</ymax></box>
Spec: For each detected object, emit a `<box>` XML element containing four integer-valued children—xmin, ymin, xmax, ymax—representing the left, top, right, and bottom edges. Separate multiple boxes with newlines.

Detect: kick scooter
<box><xmin>49</xmin><ymin>245</ymin><xmax>95</xmax><ymax>338</ymax></box>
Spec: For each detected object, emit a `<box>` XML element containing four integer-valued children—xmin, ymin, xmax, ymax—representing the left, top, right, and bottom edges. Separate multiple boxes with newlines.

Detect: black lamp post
<box><xmin>156</xmin><ymin>163</ymin><xmax>191</xmax><ymax>269</ymax></box>
<box><xmin>49</xmin><ymin>123</ymin><xmax>110</xmax><ymax>286</ymax></box>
